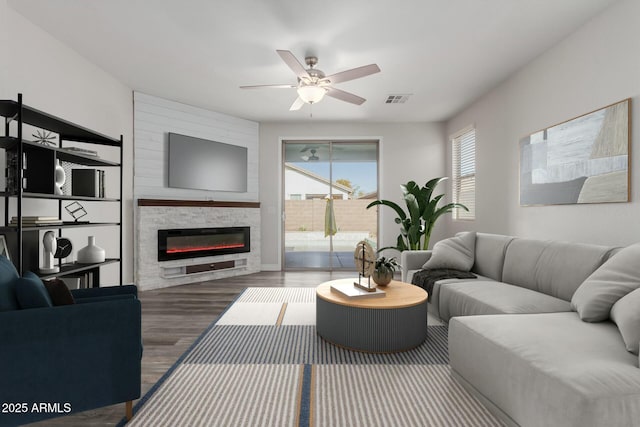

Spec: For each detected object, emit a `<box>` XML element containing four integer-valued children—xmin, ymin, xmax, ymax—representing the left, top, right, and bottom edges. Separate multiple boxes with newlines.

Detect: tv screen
<box><xmin>168</xmin><ymin>133</ymin><xmax>248</xmax><ymax>192</ymax></box>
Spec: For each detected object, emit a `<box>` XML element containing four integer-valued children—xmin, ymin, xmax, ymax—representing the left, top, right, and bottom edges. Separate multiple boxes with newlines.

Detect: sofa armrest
<box><xmin>401</xmin><ymin>250</ymin><xmax>432</xmax><ymax>283</ymax></box>
<box><xmin>71</xmin><ymin>284</ymin><xmax>138</xmax><ymax>300</ymax></box>
<box><xmin>0</xmin><ymin>298</ymin><xmax>141</xmax><ymax>425</ymax></box>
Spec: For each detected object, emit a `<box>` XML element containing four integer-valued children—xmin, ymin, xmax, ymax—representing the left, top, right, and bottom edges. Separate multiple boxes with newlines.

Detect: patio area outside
<box><xmin>284</xmin><ymin>199</ymin><xmax>377</xmax><ymax>269</ymax></box>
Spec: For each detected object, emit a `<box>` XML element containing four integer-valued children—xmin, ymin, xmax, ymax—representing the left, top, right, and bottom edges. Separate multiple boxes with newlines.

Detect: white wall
<box><xmin>133</xmin><ymin>92</ymin><xmax>259</xmax><ymax>201</ymax></box>
<box><xmin>446</xmin><ymin>0</ymin><xmax>640</xmax><ymax>246</ymax></box>
<box><xmin>260</xmin><ymin>121</ymin><xmax>445</xmax><ymax>270</ymax></box>
<box><xmin>0</xmin><ymin>0</ymin><xmax>134</xmax><ymax>284</ymax></box>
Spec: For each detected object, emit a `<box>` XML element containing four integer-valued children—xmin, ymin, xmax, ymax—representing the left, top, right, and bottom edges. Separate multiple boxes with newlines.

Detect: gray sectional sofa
<box><xmin>401</xmin><ymin>232</ymin><xmax>640</xmax><ymax>427</ymax></box>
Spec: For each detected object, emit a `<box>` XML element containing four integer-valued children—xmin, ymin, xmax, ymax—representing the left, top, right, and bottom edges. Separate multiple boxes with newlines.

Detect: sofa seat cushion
<box><xmin>439</xmin><ymin>281</ymin><xmax>571</xmax><ymax>321</ymax></box>
<box><xmin>449</xmin><ymin>312</ymin><xmax>640</xmax><ymax>427</ymax></box>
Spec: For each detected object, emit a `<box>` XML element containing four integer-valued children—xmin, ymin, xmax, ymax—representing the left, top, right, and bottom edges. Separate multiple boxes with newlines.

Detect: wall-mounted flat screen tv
<box><xmin>168</xmin><ymin>132</ymin><xmax>248</xmax><ymax>192</ymax></box>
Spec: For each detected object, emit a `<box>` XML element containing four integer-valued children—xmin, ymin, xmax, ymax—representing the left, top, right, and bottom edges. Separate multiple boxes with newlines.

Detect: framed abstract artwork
<box><xmin>520</xmin><ymin>99</ymin><xmax>630</xmax><ymax>206</ymax></box>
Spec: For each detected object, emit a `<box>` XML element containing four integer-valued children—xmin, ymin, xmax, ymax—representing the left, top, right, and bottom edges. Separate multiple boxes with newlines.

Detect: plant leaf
<box><xmin>424</xmin><ymin>177</ymin><xmax>448</xmax><ymax>203</ymax></box>
<box><xmin>366</xmin><ymin>199</ymin><xmax>407</xmax><ymax>221</ymax></box>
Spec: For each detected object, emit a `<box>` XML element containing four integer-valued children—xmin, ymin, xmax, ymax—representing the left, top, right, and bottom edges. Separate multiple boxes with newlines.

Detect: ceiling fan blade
<box><xmin>326</xmin><ymin>87</ymin><xmax>366</xmax><ymax>105</ymax></box>
<box><xmin>322</xmin><ymin>64</ymin><xmax>380</xmax><ymax>84</ymax></box>
<box><xmin>289</xmin><ymin>97</ymin><xmax>305</xmax><ymax>111</ymax></box>
<box><xmin>277</xmin><ymin>50</ymin><xmax>310</xmax><ymax>80</ymax></box>
<box><xmin>240</xmin><ymin>84</ymin><xmax>297</xmax><ymax>89</ymax></box>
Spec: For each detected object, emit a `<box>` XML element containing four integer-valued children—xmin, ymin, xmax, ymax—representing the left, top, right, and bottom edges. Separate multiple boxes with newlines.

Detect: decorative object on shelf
<box><xmin>76</xmin><ymin>236</ymin><xmax>105</xmax><ymax>264</ymax></box>
<box><xmin>40</xmin><ymin>231</ymin><xmax>59</xmax><ymax>273</ymax></box>
<box><xmin>54</xmin><ymin>159</ymin><xmax>66</xmax><ymax>195</ymax></box>
<box><xmin>0</xmin><ymin>235</ymin><xmax>10</xmax><ymax>261</ymax></box>
<box><xmin>520</xmin><ymin>98</ymin><xmax>630</xmax><ymax>206</ymax></box>
<box><xmin>72</xmin><ymin>168</ymin><xmax>105</xmax><ymax>197</ymax></box>
<box><xmin>64</xmin><ymin>201</ymin><xmax>88</xmax><ymax>222</ymax></box>
<box><xmin>372</xmin><ymin>256</ymin><xmax>400</xmax><ymax>287</ymax></box>
<box><xmin>353</xmin><ymin>240</ymin><xmax>376</xmax><ymax>292</ymax></box>
<box><xmin>366</xmin><ymin>178</ymin><xmax>468</xmax><ymax>252</ymax></box>
<box><xmin>54</xmin><ymin>237</ymin><xmax>73</xmax><ymax>260</ymax></box>
<box><xmin>60</xmin><ymin>160</ymin><xmax>73</xmax><ymax>195</ymax></box>
<box><xmin>32</xmin><ymin>129</ymin><xmax>56</xmax><ymax>146</ymax></box>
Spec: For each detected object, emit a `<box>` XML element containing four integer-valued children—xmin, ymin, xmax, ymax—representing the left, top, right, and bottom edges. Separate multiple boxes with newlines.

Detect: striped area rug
<box><xmin>126</xmin><ymin>287</ymin><xmax>503</xmax><ymax>427</ymax></box>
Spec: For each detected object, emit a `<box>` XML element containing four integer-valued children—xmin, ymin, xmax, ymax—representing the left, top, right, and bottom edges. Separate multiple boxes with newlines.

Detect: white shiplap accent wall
<box><xmin>133</xmin><ymin>92</ymin><xmax>259</xmax><ymax>200</ymax></box>
<box><xmin>134</xmin><ymin>92</ymin><xmax>261</xmax><ymax>288</ymax></box>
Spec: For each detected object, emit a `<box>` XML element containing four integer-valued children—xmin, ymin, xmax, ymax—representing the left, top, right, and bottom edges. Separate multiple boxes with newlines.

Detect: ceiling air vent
<box><xmin>384</xmin><ymin>94</ymin><xmax>411</xmax><ymax>104</ymax></box>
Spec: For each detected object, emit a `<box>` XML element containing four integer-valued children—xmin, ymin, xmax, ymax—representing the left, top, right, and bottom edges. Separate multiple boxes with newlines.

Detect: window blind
<box><xmin>452</xmin><ymin>127</ymin><xmax>476</xmax><ymax>220</ymax></box>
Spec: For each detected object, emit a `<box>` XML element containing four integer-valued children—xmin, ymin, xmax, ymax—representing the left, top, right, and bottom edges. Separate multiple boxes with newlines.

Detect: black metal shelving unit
<box><xmin>1</xmin><ymin>93</ymin><xmax>123</xmax><ymax>286</ymax></box>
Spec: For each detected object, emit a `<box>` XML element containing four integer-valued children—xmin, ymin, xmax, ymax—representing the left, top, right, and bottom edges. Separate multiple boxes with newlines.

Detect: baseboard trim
<box><xmin>261</xmin><ymin>263</ymin><xmax>281</xmax><ymax>271</ymax></box>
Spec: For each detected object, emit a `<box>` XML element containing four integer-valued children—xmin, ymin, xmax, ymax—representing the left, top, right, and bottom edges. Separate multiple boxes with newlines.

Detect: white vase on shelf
<box><xmin>76</xmin><ymin>236</ymin><xmax>106</xmax><ymax>264</ymax></box>
<box><xmin>54</xmin><ymin>159</ymin><xmax>65</xmax><ymax>195</ymax></box>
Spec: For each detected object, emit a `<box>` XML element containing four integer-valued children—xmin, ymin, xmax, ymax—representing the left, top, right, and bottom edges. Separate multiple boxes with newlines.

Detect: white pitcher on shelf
<box><xmin>76</xmin><ymin>236</ymin><xmax>106</xmax><ymax>264</ymax></box>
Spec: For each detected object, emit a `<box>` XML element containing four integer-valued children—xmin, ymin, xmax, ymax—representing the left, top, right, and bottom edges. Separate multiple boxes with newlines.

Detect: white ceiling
<box><xmin>9</xmin><ymin>0</ymin><xmax>618</xmax><ymax>123</ymax></box>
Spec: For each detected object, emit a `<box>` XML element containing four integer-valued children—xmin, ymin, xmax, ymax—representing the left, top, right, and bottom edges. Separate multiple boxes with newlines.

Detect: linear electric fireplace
<box><xmin>158</xmin><ymin>227</ymin><xmax>250</xmax><ymax>261</ymax></box>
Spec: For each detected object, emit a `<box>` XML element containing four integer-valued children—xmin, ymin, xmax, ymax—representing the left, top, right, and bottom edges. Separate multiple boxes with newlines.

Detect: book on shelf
<box><xmin>12</xmin><ymin>216</ymin><xmax>59</xmax><ymax>221</ymax></box>
<box><xmin>10</xmin><ymin>216</ymin><xmax>63</xmax><ymax>226</ymax></box>
<box><xmin>72</xmin><ymin>168</ymin><xmax>105</xmax><ymax>197</ymax></box>
<box><xmin>59</xmin><ymin>147</ymin><xmax>98</xmax><ymax>156</ymax></box>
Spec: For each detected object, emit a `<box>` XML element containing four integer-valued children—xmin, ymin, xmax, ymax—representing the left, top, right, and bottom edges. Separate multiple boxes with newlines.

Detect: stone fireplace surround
<box><xmin>136</xmin><ymin>199</ymin><xmax>261</xmax><ymax>291</ymax></box>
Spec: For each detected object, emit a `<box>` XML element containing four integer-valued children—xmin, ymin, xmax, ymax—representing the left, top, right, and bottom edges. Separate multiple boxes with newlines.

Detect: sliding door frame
<box><xmin>281</xmin><ymin>138</ymin><xmax>380</xmax><ymax>271</ymax></box>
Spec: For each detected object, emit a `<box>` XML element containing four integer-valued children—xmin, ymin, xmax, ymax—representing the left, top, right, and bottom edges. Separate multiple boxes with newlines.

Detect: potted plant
<box><xmin>366</xmin><ymin>177</ymin><xmax>468</xmax><ymax>251</ymax></box>
<box><xmin>372</xmin><ymin>256</ymin><xmax>400</xmax><ymax>286</ymax></box>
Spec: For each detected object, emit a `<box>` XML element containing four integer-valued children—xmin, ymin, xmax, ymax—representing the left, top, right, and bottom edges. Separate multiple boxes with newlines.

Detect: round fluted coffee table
<box><xmin>316</xmin><ymin>278</ymin><xmax>428</xmax><ymax>353</ymax></box>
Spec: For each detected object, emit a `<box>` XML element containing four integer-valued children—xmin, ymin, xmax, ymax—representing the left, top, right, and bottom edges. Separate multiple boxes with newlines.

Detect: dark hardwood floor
<box><xmin>28</xmin><ymin>271</ymin><xmax>352</xmax><ymax>426</ymax></box>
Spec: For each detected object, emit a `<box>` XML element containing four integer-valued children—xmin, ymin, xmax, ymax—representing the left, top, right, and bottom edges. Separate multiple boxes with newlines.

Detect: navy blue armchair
<box><xmin>0</xmin><ymin>256</ymin><xmax>141</xmax><ymax>426</ymax></box>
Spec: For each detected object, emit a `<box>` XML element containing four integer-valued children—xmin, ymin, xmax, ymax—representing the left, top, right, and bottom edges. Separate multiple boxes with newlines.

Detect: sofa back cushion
<box><xmin>502</xmin><ymin>238</ymin><xmax>613</xmax><ymax>301</ymax></box>
<box><xmin>471</xmin><ymin>233</ymin><xmax>515</xmax><ymax>281</ymax></box>
<box><xmin>0</xmin><ymin>255</ymin><xmax>20</xmax><ymax>311</ymax></box>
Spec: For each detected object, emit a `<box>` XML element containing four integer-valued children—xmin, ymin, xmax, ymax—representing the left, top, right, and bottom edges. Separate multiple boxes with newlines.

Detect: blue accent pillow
<box><xmin>0</xmin><ymin>255</ymin><xmax>20</xmax><ymax>311</ymax></box>
<box><xmin>15</xmin><ymin>272</ymin><xmax>53</xmax><ymax>309</ymax></box>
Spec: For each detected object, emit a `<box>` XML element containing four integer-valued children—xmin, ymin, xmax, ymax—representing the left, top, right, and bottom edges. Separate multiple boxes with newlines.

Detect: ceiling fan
<box><xmin>301</xmin><ymin>148</ymin><xmax>319</xmax><ymax>161</ymax></box>
<box><xmin>240</xmin><ymin>50</ymin><xmax>381</xmax><ymax>111</ymax></box>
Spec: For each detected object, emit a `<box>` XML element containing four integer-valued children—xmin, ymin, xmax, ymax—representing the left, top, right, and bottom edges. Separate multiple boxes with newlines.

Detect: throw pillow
<box><xmin>43</xmin><ymin>279</ymin><xmax>75</xmax><ymax>306</ymax></box>
<box><xmin>610</xmin><ymin>288</ymin><xmax>640</xmax><ymax>355</ymax></box>
<box><xmin>571</xmin><ymin>243</ymin><xmax>640</xmax><ymax>322</ymax></box>
<box><xmin>15</xmin><ymin>272</ymin><xmax>53</xmax><ymax>309</ymax></box>
<box><xmin>423</xmin><ymin>231</ymin><xmax>476</xmax><ymax>271</ymax></box>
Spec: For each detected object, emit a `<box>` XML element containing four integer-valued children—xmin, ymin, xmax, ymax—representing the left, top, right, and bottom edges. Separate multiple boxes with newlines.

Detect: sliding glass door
<box><xmin>283</xmin><ymin>140</ymin><xmax>378</xmax><ymax>270</ymax></box>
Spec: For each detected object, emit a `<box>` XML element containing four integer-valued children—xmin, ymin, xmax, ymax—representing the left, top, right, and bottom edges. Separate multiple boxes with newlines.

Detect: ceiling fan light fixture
<box><xmin>297</xmin><ymin>85</ymin><xmax>326</xmax><ymax>104</ymax></box>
